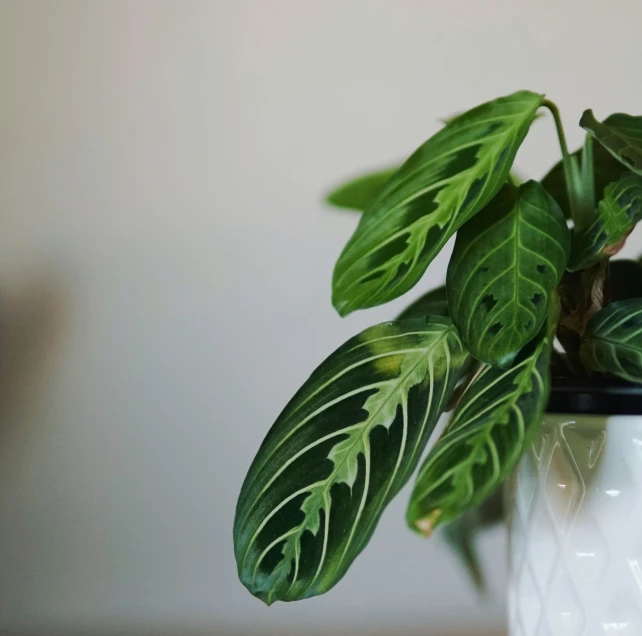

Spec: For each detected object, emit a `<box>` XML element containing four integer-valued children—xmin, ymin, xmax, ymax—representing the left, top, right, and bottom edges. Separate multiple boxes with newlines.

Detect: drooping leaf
<box><xmin>541</xmin><ymin>141</ymin><xmax>628</xmax><ymax>219</ymax></box>
<box><xmin>234</xmin><ymin>318</ymin><xmax>468</xmax><ymax>604</ymax></box>
<box><xmin>609</xmin><ymin>260</ymin><xmax>642</xmax><ymax>302</ymax></box>
<box><xmin>447</xmin><ymin>180</ymin><xmax>569</xmax><ymax>367</ymax></box>
<box><xmin>332</xmin><ymin>90</ymin><xmax>545</xmax><ymax>316</ymax></box>
<box><xmin>580</xmin><ymin>299</ymin><xmax>642</xmax><ymax>382</ymax></box>
<box><xmin>397</xmin><ymin>285</ymin><xmax>449</xmax><ymax>319</ymax></box>
<box><xmin>406</xmin><ymin>301</ymin><xmax>557</xmax><ymax>534</ymax></box>
<box><xmin>580</xmin><ymin>110</ymin><xmax>642</xmax><ymax>175</ymax></box>
<box><xmin>326</xmin><ymin>166</ymin><xmax>398</xmax><ymax>211</ymax></box>
<box><xmin>442</xmin><ymin>487</ymin><xmax>505</xmax><ymax>591</ymax></box>
<box><xmin>569</xmin><ymin>173</ymin><xmax>642</xmax><ymax>271</ymax></box>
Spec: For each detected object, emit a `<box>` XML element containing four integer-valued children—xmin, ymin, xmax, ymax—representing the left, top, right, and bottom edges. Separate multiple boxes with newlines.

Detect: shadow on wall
<box><xmin>0</xmin><ymin>277</ymin><xmax>67</xmax><ymax>439</ymax></box>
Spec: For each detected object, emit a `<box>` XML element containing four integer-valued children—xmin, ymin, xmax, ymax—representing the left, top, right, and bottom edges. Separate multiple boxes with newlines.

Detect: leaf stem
<box><xmin>543</xmin><ymin>100</ymin><xmax>591</xmax><ymax>230</ymax></box>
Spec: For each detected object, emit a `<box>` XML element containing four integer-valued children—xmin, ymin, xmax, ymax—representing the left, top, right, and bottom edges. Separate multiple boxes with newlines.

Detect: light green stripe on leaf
<box><xmin>569</xmin><ymin>173</ymin><xmax>642</xmax><ymax>271</ymax></box>
<box><xmin>331</xmin><ymin>90</ymin><xmax>545</xmax><ymax>316</ymax></box>
<box><xmin>581</xmin><ymin>299</ymin><xmax>642</xmax><ymax>383</ymax></box>
<box><xmin>447</xmin><ymin>180</ymin><xmax>569</xmax><ymax>367</ymax></box>
<box><xmin>581</xmin><ymin>110</ymin><xmax>642</xmax><ymax>175</ymax></box>
<box><xmin>406</xmin><ymin>300</ymin><xmax>557</xmax><ymax>534</ymax></box>
<box><xmin>234</xmin><ymin>318</ymin><xmax>467</xmax><ymax>604</ymax></box>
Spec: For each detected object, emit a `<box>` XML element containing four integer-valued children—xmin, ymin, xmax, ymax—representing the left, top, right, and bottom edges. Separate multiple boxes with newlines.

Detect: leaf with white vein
<box><xmin>581</xmin><ymin>110</ymin><xmax>642</xmax><ymax>175</ymax></box>
<box><xmin>234</xmin><ymin>318</ymin><xmax>467</xmax><ymax>604</ymax></box>
<box><xmin>581</xmin><ymin>299</ymin><xmax>642</xmax><ymax>382</ymax></box>
<box><xmin>569</xmin><ymin>173</ymin><xmax>642</xmax><ymax>271</ymax></box>
<box><xmin>447</xmin><ymin>180</ymin><xmax>569</xmax><ymax>367</ymax></box>
<box><xmin>406</xmin><ymin>301</ymin><xmax>557</xmax><ymax>534</ymax></box>
<box><xmin>332</xmin><ymin>90</ymin><xmax>545</xmax><ymax>316</ymax></box>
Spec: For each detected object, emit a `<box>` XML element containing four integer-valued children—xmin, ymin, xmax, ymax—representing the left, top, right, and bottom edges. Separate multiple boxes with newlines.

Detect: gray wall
<box><xmin>1</xmin><ymin>1</ymin><xmax>641</xmax><ymax>634</ymax></box>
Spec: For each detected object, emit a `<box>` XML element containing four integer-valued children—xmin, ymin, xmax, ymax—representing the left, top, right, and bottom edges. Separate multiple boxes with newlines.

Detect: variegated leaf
<box><xmin>406</xmin><ymin>303</ymin><xmax>557</xmax><ymax>534</ymax></box>
<box><xmin>447</xmin><ymin>181</ymin><xmax>569</xmax><ymax>367</ymax></box>
<box><xmin>332</xmin><ymin>90</ymin><xmax>545</xmax><ymax>316</ymax></box>
<box><xmin>581</xmin><ymin>299</ymin><xmax>642</xmax><ymax>382</ymax></box>
<box><xmin>234</xmin><ymin>319</ymin><xmax>467</xmax><ymax>604</ymax></box>
<box><xmin>326</xmin><ymin>166</ymin><xmax>398</xmax><ymax>211</ymax></box>
<box><xmin>397</xmin><ymin>285</ymin><xmax>449</xmax><ymax>319</ymax></box>
<box><xmin>569</xmin><ymin>173</ymin><xmax>642</xmax><ymax>271</ymax></box>
<box><xmin>581</xmin><ymin>110</ymin><xmax>642</xmax><ymax>175</ymax></box>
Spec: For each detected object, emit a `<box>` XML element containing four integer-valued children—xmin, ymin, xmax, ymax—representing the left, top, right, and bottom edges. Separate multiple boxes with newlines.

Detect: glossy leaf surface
<box><xmin>407</xmin><ymin>305</ymin><xmax>556</xmax><ymax>534</ymax></box>
<box><xmin>581</xmin><ymin>299</ymin><xmax>642</xmax><ymax>382</ymax></box>
<box><xmin>234</xmin><ymin>319</ymin><xmax>467</xmax><ymax>604</ymax></box>
<box><xmin>581</xmin><ymin>110</ymin><xmax>642</xmax><ymax>175</ymax></box>
<box><xmin>397</xmin><ymin>285</ymin><xmax>449</xmax><ymax>319</ymax></box>
<box><xmin>447</xmin><ymin>181</ymin><xmax>569</xmax><ymax>367</ymax></box>
<box><xmin>326</xmin><ymin>166</ymin><xmax>398</xmax><ymax>211</ymax></box>
<box><xmin>332</xmin><ymin>91</ymin><xmax>545</xmax><ymax>316</ymax></box>
<box><xmin>569</xmin><ymin>173</ymin><xmax>642</xmax><ymax>271</ymax></box>
<box><xmin>541</xmin><ymin>142</ymin><xmax>628</xmax><ymax>219</ymax></box>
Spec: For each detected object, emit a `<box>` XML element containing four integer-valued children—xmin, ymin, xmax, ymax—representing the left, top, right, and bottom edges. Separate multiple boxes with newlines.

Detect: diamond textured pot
<box><xmin>508</xmin><ymin>379</ymin><xmax>642</xmax><ymax>636</ymax></box>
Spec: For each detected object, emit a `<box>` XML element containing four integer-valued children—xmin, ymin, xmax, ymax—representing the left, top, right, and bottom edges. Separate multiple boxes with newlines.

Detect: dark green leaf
<box><xmin>541</xmin><ymin>141</ymin><xmax>628</xmax><ymax>219</ymax></box>
<box><xmin>332</xmin><ymin>90</ymin><xmax>545</xmax><ymax>316</ymax></box>
<box><xmin>569</xmin><ymin>173</ymin><xmax>642</xmax><ymax>271</ymax></box>
<box><xmin>609</xmin><ymin>260</ymin><xmax>642</xmax><ymax>302</ymax></box>
<box><xmin>397</xmin><ymin>285</ymin><xmax>449</xmax><ymax>319</ymax></box>
<box><xmin>447</xmin><ymin>180</ymin><xmax>569</xmax><ymax>367</ymax></box>
<box><xmin>580</xmin><ymin>110</ymin><xmax>642</xmax><ymax>175</ymax></box>
<box><xmin>442</xmin><ymin>487</ymin><xmax>504</xmax><ymax>591</ymax></box>
<box><xmin>234</xmin><ymin>318</ymin><xmax>468</xmax><ymax>604</ymax></box>
<box><xmin>581</xmin><ymin>299</ymin><xmax>642</xmax><ymax>382</ymax></box>
<box><xmin>406</xmin><ymin>302</ymin><xmax>556</xmax><ymax>534</ymax></box>
<box><xmin>326</xmin><ymin>166</ymin><xmax>398</xmax><ymax>211</ymax></box>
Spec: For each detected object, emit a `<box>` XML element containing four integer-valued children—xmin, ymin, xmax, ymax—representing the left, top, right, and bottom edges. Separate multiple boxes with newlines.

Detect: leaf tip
<box><xmin>414</xmin><ymin>509</ymin><xmax>442</xmax><ymax>536</ymax></box>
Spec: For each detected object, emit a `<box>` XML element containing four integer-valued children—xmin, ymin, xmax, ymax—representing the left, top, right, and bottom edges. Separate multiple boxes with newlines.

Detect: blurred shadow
<box><xmin>0</xmin><ymin>277</ymin><xmax>66</xmax><ymax>437</ymax></box>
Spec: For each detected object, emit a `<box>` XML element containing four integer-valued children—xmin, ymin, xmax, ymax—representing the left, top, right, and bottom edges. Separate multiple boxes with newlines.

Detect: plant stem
<box><xmin>543</xmin><ymin>100</ymin><xmax>591</xmax><ymax>229</ymax></box>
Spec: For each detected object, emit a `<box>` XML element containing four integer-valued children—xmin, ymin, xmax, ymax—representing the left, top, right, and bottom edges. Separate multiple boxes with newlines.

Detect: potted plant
<box><xmin>233</xmin><ymin>90</ymin><xmax>642</xmax><ymax>634</ymax></box>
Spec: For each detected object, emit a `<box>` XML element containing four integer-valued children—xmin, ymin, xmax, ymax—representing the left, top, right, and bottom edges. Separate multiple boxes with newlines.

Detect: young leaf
<box><xmin>326</xmin><ymin>166</ymin><xmax>398</xmax><ymax>211</ymax></box>
<box><xmin>541</xmin><ymin>141</ymin><xmax>627</xmax><ymax>219</ymax></box>
<box><xmin>581</xmin><ymin>110</ymin><xmax>642</xmax><ymax>175</ymax></box>
<box><xmin>569</xmin><ymin>173</ymin><xmax>642</xmax><ymax>271</ymax></box>
<box><xmin>447</xmin><ymin>181</ymin><xmax>569</xmax><ymax>367</ymax></box>
<box><xmin>397</xmin><ymin>285</ymin><xmax>449</xmax><ymax>319</ymax></box>
<box><xmin>234</xmin><ymin>318</ymin><xmax>468</xmax><ymax>604</ymax></box>
<box><xmin>406</xmin><ymin>303</ymin><xmax>556</xmax><ymax>534</ymax></box>
<box><xmin>332</xmin><ymin>90</ymin><xmax>545</xmax><ymax>316</ymax></box>
<box><xmin>581</xmin><ymin>299</ymin><xmax>642</xmax><ymax>382</ymax></box>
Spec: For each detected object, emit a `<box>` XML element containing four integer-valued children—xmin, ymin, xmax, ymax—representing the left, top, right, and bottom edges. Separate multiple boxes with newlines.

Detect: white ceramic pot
<box><xmin>508</xmin><ymin>382</ymin><xmax>642</xmax><ymax>636</ymax></box>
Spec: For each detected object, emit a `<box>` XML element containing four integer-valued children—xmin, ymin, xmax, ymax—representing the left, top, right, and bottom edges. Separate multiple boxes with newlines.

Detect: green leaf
<box><xmin>609</xmin><ymin>260</ymin><xmax>642</xmax><ymax>302</ymax></box>
<box><xmin>581</xmin><ymin>299</ymin><xmax>642</xmax><ymax>382</ymax></box>
<box><xmin>326</xmin><ymin>166</ymin><xmax>398</xmax><ymax>211</ymax></box>
<box><xmin>442</xmin><ymin>487</ymin><xmax>504</xmax><ymax>591</ymax></box>
<box><xmin>541</xmin><ymin>141</ymin><xmax>627</xmax><ymax>219</ymax></box>
<box><xmin>234</xmin><ymin>318</ymin><xmax>468</xmax><ymax>604</ymax></box>
<box><xmin>406</xmin><ymin>302</ymin><xmax>556</xmax><ymax>534</ymax></box>
<box><xmin>569</xmin><ymin>173</ymin><xmax>642</xmax><ymax>271</ymax></box>
<box><xmin>397</xmin><ymin>285</ymin><xmax>449</xmax><ymax>319</ymax></box>
<box><xmin>580</xmin><ymin>110</ymin><xmax>642</xmax><ymax>175</ymax></box>
<box><xmin>447</xmin><ymin>181</ymin><xmax>569</xmax><ymax>367</ymax></box>
<box><xmin>332</xmin><ymin>90</ymin><xmax>545</xmax><ymax>316</ymax></box>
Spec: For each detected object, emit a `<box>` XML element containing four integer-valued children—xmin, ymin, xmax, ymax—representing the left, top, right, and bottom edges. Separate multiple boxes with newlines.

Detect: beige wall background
<box><xmin>1</xmin><ymin>1</ymin><xmax>642</xmax><ymax>634</ymax></box>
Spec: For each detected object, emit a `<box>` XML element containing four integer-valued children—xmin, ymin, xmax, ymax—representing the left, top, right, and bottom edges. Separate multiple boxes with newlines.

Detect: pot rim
<box><xmin>548</xmin><ymin>375</ymin><xmax>642</xmax><ymax>415</ymax></box>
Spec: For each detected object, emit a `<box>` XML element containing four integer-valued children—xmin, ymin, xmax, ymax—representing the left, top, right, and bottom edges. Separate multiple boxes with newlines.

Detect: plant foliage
<box><xmin>234</xmin><ymin>91</ymin><xmax>642</xmax><ymax>604</ymax></box>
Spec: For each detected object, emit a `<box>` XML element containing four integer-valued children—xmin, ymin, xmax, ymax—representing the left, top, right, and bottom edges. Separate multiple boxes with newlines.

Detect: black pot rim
<box><xmin>548</xmin><ymin>376</ymin><xmax>642</xmax><ymax>415</ymax></box>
